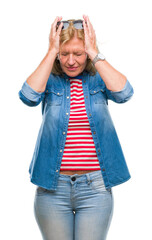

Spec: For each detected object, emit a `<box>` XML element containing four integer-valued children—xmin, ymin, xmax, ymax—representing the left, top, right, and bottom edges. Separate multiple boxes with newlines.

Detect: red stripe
<box><xmin>60</xmin><ymin>168</ymin><xmax>101</xmax><ymax>171</ymax></box>
<box><xmin>63</xmin><ymin>154</ymin><xmax>97</xmax><ymax>157</ymax></box>
<box><xmin>63</xmin><ymin>150</ymin><xmax>96</xmax><ymax>153</ymax></box>
<box><xmin>60</xmin><ymin>164</ymin><xmax>100</xmax><ymax>167</ymax></box>
<box><xmin>68</xmin><ymin>128</ymin><xmax>90</xmax><ymax>131</ymax></box>
<box><xmin>66</xmin><ymin>139</ymin><xmax>93</xmax><ymax>142</ymax></box>
<box><xmin>64</xmin><ymin>146</ymin><xmax>95</xmax><ymax>149</ymax></box>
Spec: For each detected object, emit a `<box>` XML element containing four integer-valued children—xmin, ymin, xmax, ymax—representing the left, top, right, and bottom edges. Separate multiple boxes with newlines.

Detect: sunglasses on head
<box><xmin>57</xmin><ymin>20</ymin><xmax>84</xmax><ymax>30</ymax></box>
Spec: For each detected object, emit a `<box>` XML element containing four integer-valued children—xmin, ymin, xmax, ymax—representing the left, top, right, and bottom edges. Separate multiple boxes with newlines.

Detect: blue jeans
<box><xmin>34</xmin><ymin>170</ymin><xmax>114</xmax><ymax>240</ymax></box>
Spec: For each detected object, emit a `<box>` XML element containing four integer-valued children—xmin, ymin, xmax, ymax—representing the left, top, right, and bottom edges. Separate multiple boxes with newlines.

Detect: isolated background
<box><xmin>0</xmin><ymin>0</ymin><xmax>152</xmax><ymax>239</ymax></box>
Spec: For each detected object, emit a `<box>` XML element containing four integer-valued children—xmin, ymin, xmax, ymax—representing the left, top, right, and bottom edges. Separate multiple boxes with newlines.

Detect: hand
<box><xmin>48</xmin><ymin>16</ymin><xmax>63</xmax><ymax>54</ymax></box>
<box><xmin>83</xmin><ymin>15</ymin><xmax>98</xmax><ymax>60</ymax></box>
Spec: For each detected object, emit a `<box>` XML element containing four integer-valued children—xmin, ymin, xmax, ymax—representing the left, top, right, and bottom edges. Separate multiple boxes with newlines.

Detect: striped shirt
<box><xmin>60</xmin><ymin>78</ymin><xmax>101</xmax><ymax>171</ymax></box>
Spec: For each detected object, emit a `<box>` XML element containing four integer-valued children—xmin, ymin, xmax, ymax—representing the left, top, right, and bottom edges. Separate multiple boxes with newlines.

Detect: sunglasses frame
<box><xmin>56</xmin><ymin>20</ymin><xmax>84</xmax><ymax>30</ymax></box>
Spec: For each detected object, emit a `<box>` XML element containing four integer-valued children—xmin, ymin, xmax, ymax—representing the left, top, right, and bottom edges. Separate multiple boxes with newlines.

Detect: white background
<box><xmin>0</xmin><ymin>0</ymin><xmax>152</xmax><ymax>239</ymax></box>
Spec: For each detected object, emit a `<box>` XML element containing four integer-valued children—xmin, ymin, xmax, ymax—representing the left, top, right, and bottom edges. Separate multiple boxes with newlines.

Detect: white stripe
<box><xmin>63</xmin><ymin>152</ymin><xmax>96</xmax><ymax>155</ymax></box>
<box><xmin>70</xmin><ymin>108</ymin><xmax>86</xmax><ymax>112</ymax></box>
<box><xmin>67</xmin><ymin>130</ymin><xmax>91</xmax><ymax>133</ymax></box>
<box><xmin>64</xmin><ymin>148</ymin><xmax>95</xmax><ymax>151</ymax></box>
<box><xmin>70</xmin><ymin>111</ymin><xmax>86</xmax><ymax>114</ymax></box>
<box><xmin>68</xmin><ymin>126</ymin><xmax>90</xmax><ymax>129</ymax></box>
<box><xmin>60</xmin><ymin>166</ymin><xmax>100</xmax><ymax>169</ymax></box>
<box><xmin>70</xmin><ymin>79</ymin><xmax>82</xmax><ymax>82</ymax></box>
<box><xmin>66</xmin><ymin>139</ymin><xmax>92</xmax><ymax>144</ymax></box>
<box><xmin>70</xmin><ymin>103</ymin><xmax>85</xmax><ymax>107</ymax></box>
<box><xmin>68</xmin><ymin>123</ymin><xmax>89</xmax><ymax>126</ymax></box>
<box><xmin>71</xmin><ymin>95</ymin><xmax>84</xmax><ymax>99</ymax></box>
<box><xmin>62</xmin><ymin>157</ymin><xmax>98</xmax><ymax>160</ymax></box>
<box><xmin>67</xmin><ymin>133</ymin><xmax>93</xmax><ymax>141</ymax></box>
<box><xmin>69</xmin><ymin>117</ymin><xmax>88</xmax><ymax>120</ymax></box>
<box><xmin>61</xmin><ymin>162</ymin><xmax>99</xmax><ymax>164</ymax></box>
<box><xmin>67</xmin><ymin>135</ymin><xmax>92</xmax><ymax>138</ymax></box>
<box><xmin>71</xmin><ymin>90</ymin><xmax>84</xmax><ymax>94</ymax></box>
<box><xmin>65</xmin><ymin>143</ymin><xmax>95</xmax><ymax>146</ymax></box>
<box><xmin>71</xmin><ymin>101</ymin><xmax>85</xmax><ymax>105</ymax></box>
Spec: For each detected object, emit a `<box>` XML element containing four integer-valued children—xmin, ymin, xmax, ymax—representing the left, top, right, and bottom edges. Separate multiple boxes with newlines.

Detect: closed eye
<box><xmin>61</xmin><ymin>52</ymin><xmax>68</xmax><ymax>56</ymax></box>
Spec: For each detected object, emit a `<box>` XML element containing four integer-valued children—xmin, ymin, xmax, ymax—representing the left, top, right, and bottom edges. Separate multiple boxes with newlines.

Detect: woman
<box><xmin>18</xmin><ymin>15</ymin><xmax>134</xmax><ymax>240</ymax></box>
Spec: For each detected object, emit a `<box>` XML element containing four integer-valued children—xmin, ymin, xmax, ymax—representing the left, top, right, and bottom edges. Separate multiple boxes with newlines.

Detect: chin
<box><xmin>65</xmin><ymin>69</ymin><xmax>83</xmax><ymax>77</ymax></box>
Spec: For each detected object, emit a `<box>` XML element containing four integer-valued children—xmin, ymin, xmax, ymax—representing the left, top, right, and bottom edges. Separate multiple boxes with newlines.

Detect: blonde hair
<box><xmin>51</xmin><ymin>19</ymin><xmax>97</xmax><ymax>76</ymax></box>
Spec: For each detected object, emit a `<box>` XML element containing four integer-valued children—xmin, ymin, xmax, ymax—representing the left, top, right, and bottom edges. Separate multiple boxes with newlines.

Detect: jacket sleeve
<box><xmin>18</xmin><ymin>80</ymin><xmax>46</xmax><ymax>107</ymax></box>
<box><xmin>105</xmin><ymin>79</ymin><xmax>134</xmax><ymax>103</ymax></box>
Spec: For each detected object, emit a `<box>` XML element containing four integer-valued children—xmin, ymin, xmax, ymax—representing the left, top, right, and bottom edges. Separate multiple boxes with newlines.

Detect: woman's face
<box><xmin>58</xmin><ymin>37</ymin><xmax>87</xmax><ymax>77</ymax></box>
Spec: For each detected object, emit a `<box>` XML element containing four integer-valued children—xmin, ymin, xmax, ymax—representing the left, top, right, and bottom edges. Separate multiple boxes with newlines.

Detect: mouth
<box><xmin>67</xmin><ymin>67</ymin><xmax>78</xmax><ymax>71</ymax></box>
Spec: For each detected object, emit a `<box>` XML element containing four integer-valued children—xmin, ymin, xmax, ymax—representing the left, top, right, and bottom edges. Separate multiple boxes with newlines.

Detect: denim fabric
<box><xmin>34</xmin><ymin>170</ymin><xmax>114</xmax><ymax>240</ymax></box>
<box><xmin>18</xmin><ymin>71</ymin><xmax>134</xmax><ymax>190</ymax></box>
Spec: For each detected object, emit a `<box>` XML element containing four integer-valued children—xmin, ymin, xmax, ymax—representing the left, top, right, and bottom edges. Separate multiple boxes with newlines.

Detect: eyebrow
<box><xmin>61</xmin><ymin>50</ymin><xmax>85</xmax><ymax>54</ymax></box>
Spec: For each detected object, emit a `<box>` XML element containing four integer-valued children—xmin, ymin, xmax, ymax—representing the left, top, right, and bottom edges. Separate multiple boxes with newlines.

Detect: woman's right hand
<box><xmin>48</xmin><ymin>16</ymin><xmax>63</xmax><ymax>55</ymax></box>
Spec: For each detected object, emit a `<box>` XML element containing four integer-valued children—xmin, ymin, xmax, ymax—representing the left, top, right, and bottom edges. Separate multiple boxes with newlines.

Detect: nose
<box><xmin>68</xmin><ymin>54</ymin><xmax>75</xmax><ymax>65</ymax></box>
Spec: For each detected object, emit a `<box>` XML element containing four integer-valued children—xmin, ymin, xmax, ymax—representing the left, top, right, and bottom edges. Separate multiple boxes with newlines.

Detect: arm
<box><xmin>83</xmin><ymin>15</ymin><xmax>134</xmax><ymax>100</ymax></box>
<box><xmin>18</xmin><ymin>16</ymin><xmax>63</xmax><ymax>106</ymax></box>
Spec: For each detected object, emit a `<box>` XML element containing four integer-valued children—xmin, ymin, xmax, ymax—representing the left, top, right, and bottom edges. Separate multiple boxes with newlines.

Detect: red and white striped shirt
<box><xmin>60</xmin><ymin>78</ymin><xmax>101</xmax><ymax>171</ymax></box>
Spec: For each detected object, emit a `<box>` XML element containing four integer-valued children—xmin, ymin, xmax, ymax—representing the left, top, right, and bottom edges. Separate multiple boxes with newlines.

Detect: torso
<box><xmin>59</xmin><ymin>77</ymin><xmax>101</xmax><ymax>174</ymax></box>
<box><xmin>60</xmin><ymin>170</ymin><xmax>96</xmax><ymax>175</ymax></box>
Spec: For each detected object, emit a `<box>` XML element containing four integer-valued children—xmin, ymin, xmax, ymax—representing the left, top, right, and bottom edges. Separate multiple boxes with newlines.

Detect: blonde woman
<box><xmin>18</xmin><ymin>15</ymin><xmax>134</xmax><ymax>240</ymax></box>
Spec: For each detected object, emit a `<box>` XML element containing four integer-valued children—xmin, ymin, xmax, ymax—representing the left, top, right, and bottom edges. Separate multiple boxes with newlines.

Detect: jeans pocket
<box><xmin>89</xmin><ymin>176</ymin><xmax>111</xmax><ymax>193</ymax></box>
<box><xmin>36</xmin><ymin>186</ymin><xmax>49</xmax><ymax>196</ymax></box>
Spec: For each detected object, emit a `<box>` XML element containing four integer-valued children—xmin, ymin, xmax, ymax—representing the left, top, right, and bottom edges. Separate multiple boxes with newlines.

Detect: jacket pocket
<box><xmin>45</xmin><ymin>87</ymin><xmax>64</xmax><ymax>106</ymax></box>
<box><xmin>89</xmin><ymin>85</ymin><xmax>106</xmax><ymax>104</ymax></box>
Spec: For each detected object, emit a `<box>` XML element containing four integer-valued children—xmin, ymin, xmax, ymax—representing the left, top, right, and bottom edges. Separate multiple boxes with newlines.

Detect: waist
<box><xmin>59</xmin><ymin>170</ymin><xmax>98</xmax><ymax>175</ymax></box>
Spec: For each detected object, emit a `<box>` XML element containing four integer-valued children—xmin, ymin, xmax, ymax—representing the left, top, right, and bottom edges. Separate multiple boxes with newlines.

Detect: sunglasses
<box><xmin>57</xmin><ymin>20</ymin><xmax>84</xmax><ymax>30</ymax></box>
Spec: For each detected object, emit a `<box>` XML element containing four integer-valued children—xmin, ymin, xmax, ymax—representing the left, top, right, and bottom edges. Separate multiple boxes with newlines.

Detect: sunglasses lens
<box><xmin>57</xmin><ymin>21</ymin><xmax>69</xmax><ymax>30</ymax></box>
<box><xmin>73</xmin><ymin>20</ymin><xmax>83</xmax><ymax>29</ymax></box>
<box><xmin>62</xmin><ymin>22</ymin><xmax>69</xmax><ymax>30</ymax></box>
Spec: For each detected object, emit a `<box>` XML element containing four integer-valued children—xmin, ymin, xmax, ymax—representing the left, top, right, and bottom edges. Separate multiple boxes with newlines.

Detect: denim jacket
<box><xmin>18</xmin><ymin>71</ymin><xmax>134</xmax><ymax>190</ymax></box>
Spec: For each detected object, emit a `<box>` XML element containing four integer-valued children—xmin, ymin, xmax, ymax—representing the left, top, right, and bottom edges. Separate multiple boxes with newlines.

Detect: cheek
<box><xmin>80</xmin><ymin>58</ymin><xmax>87</xmax><ymax>68</ymax></box>
<box><xmin>59</xmin><ymin>59</ymin><xmax>66</xmax><ymax>68</ymax></box>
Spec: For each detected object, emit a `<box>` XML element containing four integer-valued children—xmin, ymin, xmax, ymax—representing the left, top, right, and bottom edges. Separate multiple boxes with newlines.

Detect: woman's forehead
<box><xmin>60</xmin><ymin>37</ymin><xmax>85</xmax><ymax>51</ymax></box>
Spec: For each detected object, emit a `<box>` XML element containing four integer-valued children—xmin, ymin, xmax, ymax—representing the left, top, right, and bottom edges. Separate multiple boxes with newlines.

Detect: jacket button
<box><xmin>63</xmin><ymin>132</ymin><xmax>65</xmax><ymax>134</ymax></box>
<box><xmin>89</xmin><ymin>113</ymin><xmax>91</xmax><ymax>116</ymax></box>
<box><xmin>66</xmin><ymin>113</ymin><xmax>69</xmax><ymax>115</ymax></box>
<box><xmin>84</xmin><ymin>80</ymin><xmax>86</xmax><ymax>83</ymax></box>
<box><xmin>93</xmin><ymin>131</ymin><xmax>96</xmax><ymax>134</ymax></box>
<box><xmin>56</xmin><ymin>170</ymin><xmax>58</xmax><ymax>172</ymax></box>
<box><xmin>102</xmin><ymin>168</ymin><xmax>105</xmax><ymax>172</ymax></box>
<box><xmin>98</xmin><ymin>149</ymin><xmax>100</xmax><ymax>152</ymax></box>
<box><xmin>67</xmin><ymin>96</ymin><xmax>69</xmax><ymax>99</ymax></box>
<box><xmin>60</xmin><ymin>149</ymin><xmax>62</xmax><ymax>152</ymax></box>
<box><xmin>86</xmin><ymin>96</ymin><xmax>88</xmax><ymax>98</ymax></box>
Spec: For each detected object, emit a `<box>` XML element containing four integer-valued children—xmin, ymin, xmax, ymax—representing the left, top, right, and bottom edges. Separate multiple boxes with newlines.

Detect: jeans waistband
<box><xmin>59</xmin><ymin>170</ymin><xmax>103</xmax><ymax>182</ymax></box>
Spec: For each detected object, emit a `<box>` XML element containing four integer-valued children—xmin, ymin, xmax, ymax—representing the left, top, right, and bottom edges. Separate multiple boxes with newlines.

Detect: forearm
<box><xmin>26</xmin><ymin>49</ymin><xmax>57</xmax><ymax>93</ymax></box>
<box><xmin>94</xmin><ymin>59</ymin><xmax>127</xmax><ymax>92</ymax></box>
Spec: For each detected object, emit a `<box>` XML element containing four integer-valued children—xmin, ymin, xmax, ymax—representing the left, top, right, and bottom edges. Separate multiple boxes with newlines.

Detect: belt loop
<box><xmin>86</xmin><ymin>173</ymin><xmax>91</xmax><ymax>185</ymax></box>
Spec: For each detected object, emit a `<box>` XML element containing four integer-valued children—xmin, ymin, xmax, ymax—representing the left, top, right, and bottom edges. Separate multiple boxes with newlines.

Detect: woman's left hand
<box><xmin>83</xmin><ymin>15</ymin><xmax>98</xmax><ymax>61</ymax></box>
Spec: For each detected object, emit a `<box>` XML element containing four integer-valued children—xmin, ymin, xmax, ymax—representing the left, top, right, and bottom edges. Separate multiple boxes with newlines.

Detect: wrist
<box><xmin>87</xmin><ymin>49</ymin><xmax>98</xmax><ymax>61</ymax></box>
<box><xmin>47</xmin><ymin>47</ymin><xmax>58</xmax><ymax>57</ymax></box>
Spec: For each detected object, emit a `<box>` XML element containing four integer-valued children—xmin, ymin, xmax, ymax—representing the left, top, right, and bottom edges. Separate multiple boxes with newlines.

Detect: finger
<box><xmin>86</xmin><ymin>16</ymin><xmax>94</xmax><ymax>37</ymax></box>
<box><xmin>52</xmin><ymin>16</ymin><xmax>62</xmax><ymax>33</ymax></box>
<box><xmin>56</xmin><ymin>21</ymin><xmax>63</xmax><ymax>36</ymax></box>
<box><xmin>83</xmin><ymin>18</ymin><xmax>89</xmax><ymax>37</ymax></box>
